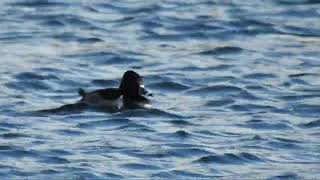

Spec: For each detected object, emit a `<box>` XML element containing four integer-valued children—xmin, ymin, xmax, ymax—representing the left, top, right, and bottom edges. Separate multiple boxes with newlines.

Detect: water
<box><xmin>0</xmin><ymin>0</ymin><xmax>320</xmax><ymax>179</ymax></box>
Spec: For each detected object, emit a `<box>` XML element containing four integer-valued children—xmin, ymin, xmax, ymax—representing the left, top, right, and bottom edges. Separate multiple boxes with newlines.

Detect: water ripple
<box><xmin>148</xmin><ymin>81</ymin><xmax>191</xmax><ymax>91</ymax></box>
<box><xmin>122</xmin><ymin>163</ymin><xmax>161</xmax><ymax>170</ymax></box>
<box><xmin>152</xmin><ymin>170</ymin><xmax>216</xmax><ymax>178</ymax></box>
<box><xmin>237</xmin><ymin>119</ymin><xmax>293</xmax><ymax>131</ymax></box>
<box><xmin>77</xmin><ymin>118</ymin><xmax>131</xmax><ymax>129</ymax></box>
<box><xmin>1</xmin><ymin>0</ymin><xmax>319</xmax><ymax>178</ymax></box>
<box><xmin>114</xmin><ymin>109</ymin><xmax>185</xmax><ymax>119</ymax></box>
<box><xmin>198</xmin><ymin>46</ymin><xmax>244</xmax><ymax>56</ymax></box>
<box><xmin>298</xmin><ymin>119</ymin><xmax>320</xmax><ymax>128</ymax></box>
<box><xmin>1</xmin><ymin>132</ymin><xmax>30</xmax><ymax>139</ymax></box>
<box><xmin>196</xmin><ymin>152</ymin><xmax>265</xmax><ymax>164</ymax></box>
<box><xmin>9</xmin><ymin>1</ymin><xmax>67</xmax><ymax>7</ymax></box>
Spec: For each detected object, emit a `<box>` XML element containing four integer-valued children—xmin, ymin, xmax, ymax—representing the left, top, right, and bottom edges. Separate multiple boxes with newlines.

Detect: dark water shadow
<box><xmin>35</xmin><ymin>103</ymin><xmax>86</xmax><ymax>114</ymax></box>
<box><xmin>30</xmin><ymin>103</ymin><xmax>121</xmax><ymax>115</ymax></box>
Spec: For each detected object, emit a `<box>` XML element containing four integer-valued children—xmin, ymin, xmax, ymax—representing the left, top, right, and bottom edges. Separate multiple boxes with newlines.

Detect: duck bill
<box><xmin>139</xmin><ymin>85</ymin><xmax>153</xmax><ymax>96</ymax></box>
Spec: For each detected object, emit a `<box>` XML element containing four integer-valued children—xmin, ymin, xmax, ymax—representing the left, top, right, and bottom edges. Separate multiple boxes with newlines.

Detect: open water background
<box><xmin>0</xmin><ymin>0</ymin><xmax>319</xmax><ymax>179</ymax></box>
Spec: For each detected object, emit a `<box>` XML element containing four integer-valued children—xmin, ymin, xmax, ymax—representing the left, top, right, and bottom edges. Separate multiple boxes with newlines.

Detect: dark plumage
<box><xmin>78</xmin><ymin>70</ymin><xmax>151</xmax><ymax>109</ymax></box>
<box><xmin>78</xmin><ymin>88</ymin><xmax>121</xmax><ymax>100</ymax></box>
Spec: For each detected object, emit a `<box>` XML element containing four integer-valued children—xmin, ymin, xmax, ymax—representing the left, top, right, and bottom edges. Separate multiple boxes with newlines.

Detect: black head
<box><xmin>119</xmin><ymin>70</ymin><xmax>151</xmax><ymax>97</ymax></box>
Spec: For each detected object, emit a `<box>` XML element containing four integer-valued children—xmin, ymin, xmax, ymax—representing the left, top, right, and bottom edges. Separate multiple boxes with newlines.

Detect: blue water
<box><xmin>0</xmin><ymin>0</ymin><xmax>320</xmax><ymax>179</ymax></box>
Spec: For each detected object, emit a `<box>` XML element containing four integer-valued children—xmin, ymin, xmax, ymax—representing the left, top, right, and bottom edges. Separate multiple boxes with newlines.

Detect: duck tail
<box><xmin>78</xmin><ymin>88</ymin><xmax>86</xmax><ymax>97</ymax></box>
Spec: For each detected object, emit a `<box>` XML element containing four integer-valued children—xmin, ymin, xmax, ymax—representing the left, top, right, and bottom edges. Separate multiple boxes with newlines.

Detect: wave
<box><xmin>198</xmin><ymin>46</ymin><xmax>243</xmax><ymax>56</ymax></box>
<box><xmin>298</xmin><ymin>119</ymin><xmax>320</xmax><ymax>128</ymax></box>
<box><xmin>237</xmin><ymin>119</ymin><xmax>293</xmax><ymax>130</ymax></box>
<box><xmin>148</xmin><ymin>81</ymin><xmax>191</xmax><ymax>91</ymax></box>
<box><xmin>195</xmin><ymin>152</ymin><xmax>265</xmax><ymax>164</ymax></box>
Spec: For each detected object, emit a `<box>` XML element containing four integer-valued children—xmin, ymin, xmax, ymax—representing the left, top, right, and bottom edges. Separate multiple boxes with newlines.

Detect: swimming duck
<box><xmin>78</xmin><ymin>70</ymin><xmax>151</xmax><ymax>109</ymax></box>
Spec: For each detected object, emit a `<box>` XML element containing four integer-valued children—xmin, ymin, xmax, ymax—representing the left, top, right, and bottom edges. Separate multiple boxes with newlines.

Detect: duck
<box><xmin>78</xmin><ymin>70</ymin><xmax>152</xmax><ymax>109</ymax></box>
<box><xmin>120</xmin><ymin>70</ymin><xmax>152</xmax><ymax>109</ymax></box>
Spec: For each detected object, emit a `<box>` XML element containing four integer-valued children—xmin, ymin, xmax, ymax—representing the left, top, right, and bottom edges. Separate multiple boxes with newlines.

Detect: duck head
<box><xmin>119</xmin><ymin>70</ymin><xmax>152</xmax><ymax>97</ymax></box>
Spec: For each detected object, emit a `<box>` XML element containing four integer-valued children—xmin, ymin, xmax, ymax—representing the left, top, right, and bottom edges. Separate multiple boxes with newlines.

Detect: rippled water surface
<box><xmin>1</xmin><ymin>0</ymin><xmax>320</xmax><ymax>179</ymax></box>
